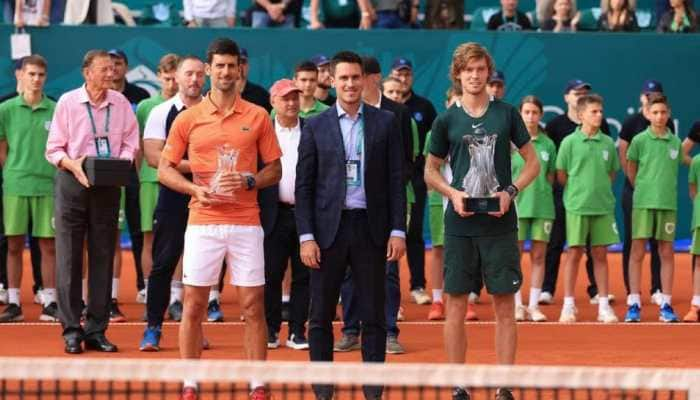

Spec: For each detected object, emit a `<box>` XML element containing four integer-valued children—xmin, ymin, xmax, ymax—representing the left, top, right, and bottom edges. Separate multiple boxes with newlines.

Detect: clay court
<box><xmin>1</xmin><ymin>250</ymin><xmax>697</xmax><ymax>369</ymax></box>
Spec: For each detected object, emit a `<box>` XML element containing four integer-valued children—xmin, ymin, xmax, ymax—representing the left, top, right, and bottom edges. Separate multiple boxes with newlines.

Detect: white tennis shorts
<box><xmin>182</xmin><ymin>224</ymin><xmax>265</xmax><ymax>287</ymax></box>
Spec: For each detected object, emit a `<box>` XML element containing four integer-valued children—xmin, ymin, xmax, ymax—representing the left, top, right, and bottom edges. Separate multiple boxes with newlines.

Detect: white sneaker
<box><xmin>515</xmin><ymin>305</ymin><xmax>526</xmax><ymax>321</ymax></box>
<box><xmin>0</xmin><ymin>287</ymin><xmax>7</xmax><ymax>305</ymax></box>
<box><xmin>589</xmin><ymin>294</ymin><xmax>616</xmax><ymax>305</ymax></box>
<box><xmin>33</xmin><ymin>289</ymin><xmax>44</xmax><ymax>305</ymax></box>
<box><xmin>397</xmin><ymin>306</ymin><xmax>405</xmax><ymax>321</ymax></box>
<box><xmin>410</xmin><ymin>288</ymin><xmax>432</xmax><ymax>305</ymax></box>
<box><xmin>597</xmin><ymin>307</ymin><xmax>619</xmax><ymax>323</ymax></box>
<box><xmin>651</xmin><ymin>290</ymin><xmax>664</xmax><ymax>306</ymax></box>
<box><xmin>468</xmin><ymin>292</ymin><xmax>480</xmax><ymax>304</ymax></box>
<box><xmin>538</xmin><ymin>292</ymin><xmax>554</xmax><ymax>305</ymax></box>
<box><xmin>136</xmin><ymin>289</ymin><xmax>147</xmax><ymax>304</ymax></box>
<box><xmin>527</xmin><ymin>307</ymin><xmax>548</xmax><ymax>322</ymax></box>
<box><xmin>558</xmin><ymin>306</ymin><xmax>577</xmax><ymax>323</ymax></box>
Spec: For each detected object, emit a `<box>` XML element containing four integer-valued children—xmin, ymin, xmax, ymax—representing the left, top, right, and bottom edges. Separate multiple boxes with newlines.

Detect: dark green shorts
<box><xmin>444</xmin><ymin>231</ymin><xmax>522</xmax><ymax>295</ymax></box>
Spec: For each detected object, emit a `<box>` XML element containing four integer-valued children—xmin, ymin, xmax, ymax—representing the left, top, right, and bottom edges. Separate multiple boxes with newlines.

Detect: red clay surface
<box><xmin>2</xmin><ymin>251</ymin><xmax>699</xmax><ymax>368</ymax></box>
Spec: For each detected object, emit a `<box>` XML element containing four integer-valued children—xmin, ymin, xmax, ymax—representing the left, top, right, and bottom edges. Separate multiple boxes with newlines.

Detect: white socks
<box><xmin>662</xmin><ymin>294</ymin><xmax>672</xmax><ymax>306</ymax></box>
<box><xmin>598</xmin><ymin>294</ymin><xmax>610</xmax><ymax>313</ymax></box>
<box><xmin>8</xmin><ymin>288</ymin><xmax>20</xmax><ymax>306</ymax></box>
<box><xmin>208</xmin><ymin>289</ymin><xmax>220</xmax><ymax>303</ymax></box>
<box><xmin>563</xmin><ymin>296</ymin><xmax>575</xmax><ymax>308</ymax></box>
<box><xmin>628</xmin><ymin>293</ymin><xmax>641</xmax><ymax>306</ymax></box>
<box><xmin>692</xmin><ymin>295</ymin><xmax>700</xmax><ymax>307</ymax></box>
<box><xmin>432</xmin><ymin>289</ymin><xmax>443</xmax><ymax>303</ymax></box>
<box><xmin>111</xmin><ymin>278</ymin><xmax>120</xmax><ymax>299</ymax></box>
<box><xmin>170</xmin><ymin>280</ymin><xmax>183</xmax><ymax>305</ymax></box>
<box><xmin>281</xmin><ymin>294</ymin><xmax>290</xmax><ymax>303</ymax></box>
<box><xmin>514</xmin><ymin>290</ymin><xmax>523</xmax><ymax>307</ymax></box>
<box><xmin>183</xmin><ymin>380</ymin><xmax>198</xmax><ymax>389</ymax></box>
<box><xmin>42</xmin><ymin>288</ymin><xmax>56</xmax><ymax>306</ymax></box>
<box><xmin>528</xmin><ymin>288</ymin><xmax>541</xmax><ymax>310</ymax></box>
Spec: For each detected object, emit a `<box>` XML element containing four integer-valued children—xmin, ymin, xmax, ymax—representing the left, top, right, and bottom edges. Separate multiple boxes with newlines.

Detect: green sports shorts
<box><xmin>429</xmin><ymin>205</ymin><xmax>445</xmax><ymax>247</ymax></box>
<box><xmin>691</xmin><ymin>228</ymin><xmax>700</xmax><ymax>255</ymax></box>
<box><xmin>3</xmin><ymin>195</ymin><xmax>55</xmax><ymax>238</ymax></box>
<box><xmin>517</xmin><ymin>218</ymin><xmax>553</xmax><ymax>242</ymax></box>
<box><xmin>444</xmin><ymin>231</ymin><xmax>522</xmax><ymax>295</ymax></box>
<box><xmin>565</xmin><ymin>212</ymin><xmax>619</xmax><ymax>247</ymax></box>
<box><xmin>139</xmin><ymin>182</ymin><xmax>159</xmax><ymax>232</ymax></box>
<box><xmin>631</xmin><ymin>208</ymin><xmax>676</xmax><ymax>242</ymax></box>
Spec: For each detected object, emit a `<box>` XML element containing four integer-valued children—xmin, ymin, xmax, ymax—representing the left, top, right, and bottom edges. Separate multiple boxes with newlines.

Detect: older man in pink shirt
<box><xmin>46</xmin><ymin>49</ymin><xmax>139</xmax><ymax>355</ymax></box>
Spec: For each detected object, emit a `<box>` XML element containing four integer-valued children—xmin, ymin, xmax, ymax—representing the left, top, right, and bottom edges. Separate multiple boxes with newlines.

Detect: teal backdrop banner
<box><xmin>1</xmin><ymin>26</ymin><xmax>698</xmax><ymax>239</ymax></box>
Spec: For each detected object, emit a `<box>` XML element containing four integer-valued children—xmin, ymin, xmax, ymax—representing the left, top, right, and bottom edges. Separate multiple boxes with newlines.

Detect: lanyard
<box><xmin>345</xmin><ymin>116</ymin><xmax>364</xmax><ymax>161</ymax></box>
<box><xmin>85</xmin><ymin>103</ymin><xmax>111</xmax><ymax>136</ymax></box>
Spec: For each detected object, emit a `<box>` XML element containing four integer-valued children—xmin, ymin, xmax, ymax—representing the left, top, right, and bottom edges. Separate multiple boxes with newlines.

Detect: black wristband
<box><xmin>504</xmin><ymin>184</ymin><xmax>519</xmax><ymax>199</ymax></box>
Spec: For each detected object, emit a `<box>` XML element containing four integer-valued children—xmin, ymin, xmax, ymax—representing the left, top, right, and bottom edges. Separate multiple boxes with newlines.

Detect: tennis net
<box><xmin>0</xmin><ymin>357</ymin><xmax>697</xmax><ymax>400</ymax></box>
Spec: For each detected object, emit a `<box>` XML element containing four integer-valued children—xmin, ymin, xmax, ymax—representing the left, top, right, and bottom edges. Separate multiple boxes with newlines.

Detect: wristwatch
<box><xmin>504</xmin><ymin>184</ymin><xmax>519</xmax><ymax>199</ymax></box>
<box><xmin>245</xmin><ymin>175</ymin><xmax>256</xmax><ymax>191</ymax></box>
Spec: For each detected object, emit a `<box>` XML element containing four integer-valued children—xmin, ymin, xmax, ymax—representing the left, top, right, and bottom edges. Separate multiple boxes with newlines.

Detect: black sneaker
<box><xmin>495</xmin><ymin>388</ymin><xmax>514</xmax><ymax>400</ymax></box>
<box><xmin>40</xmin><ymin>302</ymin><xmax>59</xmax><ymax>322</ymax></box>
<box><xmin>167</xmin><ymin>300</ymin><xmax>183</xmax><ymax>321</ymax></box>
<box><xmin>0</xmin><ymin>304</ymin><xmax>23</xmax><ymax>323</ymax></box>
<box><xmin>267</xmin><ymin>331</ymin><xmax>280</xmax><ymax>349</ymax></box>
<box><xmin>109</xmin><ymin>299</ymin><xmax>127</xmax><ymax>322</ymax></box>
<box><xmin>80</xmin><ymin>300</ymin><xmax>87</xmax><ymax>321</ymax></box>
<box><xmin>452</xmin><ymin>387</ymin><xmax>471</xmax><ymax>400</ymax></box>
<box><xmin>281</xmin><ymin>301</ymin><xmax>291</xmax><ymax>322</ymax></box>
<box><xmin>286</xmin><ymin>333</ymin><xmax>309</xmax><ymax>350</ymax></box>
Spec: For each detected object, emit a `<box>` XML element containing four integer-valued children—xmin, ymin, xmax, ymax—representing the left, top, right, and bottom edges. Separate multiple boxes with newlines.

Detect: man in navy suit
<box><xmin>295</xmin><ymin>51</ymin><xmax>406</xmax><ymax>400</ymax></box>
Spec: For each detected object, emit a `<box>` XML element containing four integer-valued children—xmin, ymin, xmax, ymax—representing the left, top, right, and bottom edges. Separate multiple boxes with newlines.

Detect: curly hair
<box><xmin>449</xmin><ymin>42</ymin><xmax>494</xmax><ymax>87</ymax></box>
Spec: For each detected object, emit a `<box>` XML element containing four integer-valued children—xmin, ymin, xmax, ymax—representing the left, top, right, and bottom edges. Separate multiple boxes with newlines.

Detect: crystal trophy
<box><xmin>206</xmin><ymin>144</ymin><xmax>239</xmax><ymax>203</ymax></box>
<box><xmin>461</xmin><ymin>128</ymin><xmax>500</xmax><ymax>213</ymax></box>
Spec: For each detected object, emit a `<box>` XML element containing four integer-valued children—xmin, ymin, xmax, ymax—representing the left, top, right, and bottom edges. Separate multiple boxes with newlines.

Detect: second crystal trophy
<box><xmin>207</xmin><ymin>144</ymin><xmax>239</xmax><ymax>203</ymax></box>
<box><xmin>461</xmin><ymin>127</ymin><xmax>500</xmax><ymax>213</ymax></box>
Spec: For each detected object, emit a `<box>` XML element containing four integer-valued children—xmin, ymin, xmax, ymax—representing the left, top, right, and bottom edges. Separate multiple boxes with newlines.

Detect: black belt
<box><xmin>342</xmin><ymin>208</ymin><xmax>367</xmax><ymax>216</ymax></box>
<box><xmin>278</xmin><ymin>202</ymin><xmax>295</xmax><ymax>209</ymax></box>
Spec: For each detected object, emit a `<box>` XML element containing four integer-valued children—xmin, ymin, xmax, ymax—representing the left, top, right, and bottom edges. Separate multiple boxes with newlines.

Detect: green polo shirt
<box><xmin>0</xmin><ymin>95</ymin><xmax>56</xmax><ymax>196</ymax></box>
<box><xmin>626</xmin><ymin>127</ymin><xmax>681</xmax><ymax>211</ymax></box>
<box><xmin>511</xmin><ymin>132</ymin><xmax>556</xmax><ymax>219</ymax></box>
<box><xmin>136</xmin><ymin>93</ymin><xmax>165</xmax><ymax>183</ymax></box>
<box><xmin>271</xmin><ymin>99</ymin><xmax>330</xmax><ymax>120</ymax></box>
<box><xmin>429</xmin><ymin>99</ymin><xmax>530</xmax><ymax>237</ymax></box>
<box><xmin>424</xmin><ymin>129</ymin><xmax>447</xmax><ymax>207</ymax></box>
<box><xmin>556</xmin><ymin>128</ymin><xmax>619</xmax><ymax>215</ymax></box>
<box><xmin>690</xmin><ymin>155</ymin><xmax>700</xmax><ymax>230</ymax></box>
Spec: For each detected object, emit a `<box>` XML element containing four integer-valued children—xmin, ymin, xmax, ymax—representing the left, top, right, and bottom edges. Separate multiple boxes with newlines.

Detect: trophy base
<box><xmin>463</xmin><ymin>197</ymin><xmax>500</xmax><ymax>213</ymax></box>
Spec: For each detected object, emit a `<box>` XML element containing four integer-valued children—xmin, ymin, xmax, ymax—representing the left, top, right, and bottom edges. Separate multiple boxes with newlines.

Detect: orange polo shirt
<box><xmin>162</xmin><ymin>94</ymin><xmax>282</xmax><ymax>226</ymax></box>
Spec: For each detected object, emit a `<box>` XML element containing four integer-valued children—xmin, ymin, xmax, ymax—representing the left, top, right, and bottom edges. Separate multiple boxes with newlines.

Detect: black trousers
<box><xmin>406</xmin><ymin>158</ymin><xmax>426</xmax><ymax>290</ymax></box>
<box><xmin>146</xmin><ymin>197</ymin><xmax>189</xmax><ymax>327</ymax></box>
<box><xmin>264</xmin><ymin>206</ymin><xmax>309</xmax><ymax>337</ymax></box>
<box><xmin>309</xmin><ymin>210</ymin><xmax>385</xmax><ymax>399</ymax></box>
<box><xmin>621</xmin><ymin>181</ymin><xmax>661</xmax><ymax>295</ymax></box>
<box><xmin>543</xmin><ymin>188</ymin><xmax>598</xmax><ymax>298</ymax></box>
<box><xmin>55</xmin><ymin>171</ymin><xmax>119</xmax><ymax>340</ymax></box>
<box><xmin>124</xmin><ymin>167</ymin><xmax>144</xmax><ymax>291</ymax></box>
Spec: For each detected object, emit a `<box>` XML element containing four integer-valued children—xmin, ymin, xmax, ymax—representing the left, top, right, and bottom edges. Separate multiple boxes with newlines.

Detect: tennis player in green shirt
<box><xmin>625</xmin><ymin>93</ymin><xmax>681</xmax><ymax>323</ymax></box>
<box><xmin>683</xmin><ymin>154</ymin><xmax>700</xmax><ymax>322</ymax></box>
<box><xmin>512</xmin><ymin>96</ymin><xmax>556</xmax><ymax>323</ymax></box>
<box><xmin>0</xmin><ymin>55</ymin><xmax>57</xmax><ymax>323</ymax></box>
<box><xmin>556</xmin><ymin>94</ymin><xmax>619</xmax><ymax>324</ymax></box>
<box><xmin>133</xmin><ymin>53</ymin><xmax>179</xmax><ymax>306</ymax></box>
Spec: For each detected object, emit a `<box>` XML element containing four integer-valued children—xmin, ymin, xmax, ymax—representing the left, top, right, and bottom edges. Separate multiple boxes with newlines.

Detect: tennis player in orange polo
<box><xmin>158</xmin><ymin>38</ymin><xmax>282</xmax><ymax>400</ymax></box>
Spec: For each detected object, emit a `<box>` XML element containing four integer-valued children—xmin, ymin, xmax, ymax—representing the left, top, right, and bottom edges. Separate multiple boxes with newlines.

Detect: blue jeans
<box><xmin>373</xmin><ymin>10</ymin><xmax>410</xmax><ymax>29</ymax></box>
<box><xmin>341</xmin><ymin>261</ymin><xmax>400</xmax><ymax>338</ymax></box>
<box><xmin>251</xmin><ymin>11</ymin><xmax>295</xmax><ymax>28</ymax></box>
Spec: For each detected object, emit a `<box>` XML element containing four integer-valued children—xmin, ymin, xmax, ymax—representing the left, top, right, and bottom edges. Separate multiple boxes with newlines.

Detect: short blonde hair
<box><xmin>450</xmin><ymin>42</ymin><xmax>495</xmax><ymax>87</ymax></box>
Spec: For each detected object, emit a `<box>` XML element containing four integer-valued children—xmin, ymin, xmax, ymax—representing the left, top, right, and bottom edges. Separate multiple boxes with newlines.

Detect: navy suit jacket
<box><xmin>295</xmin><ymin>103</ymin><xmax>406</xmax><ymax>250</ymax></box>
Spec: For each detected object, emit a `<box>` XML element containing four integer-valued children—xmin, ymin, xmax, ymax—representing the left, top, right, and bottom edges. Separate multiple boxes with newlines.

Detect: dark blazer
<box><xmin>295</xmin><ymin>104</ymin><xmax>406</xmax><ymax>250</ymax></box>
<box><xmin>259</xmin><ymin>118</ymin><xmax>305</xmax><ymax>236</ymax></box>
<box><xmin>378</xmin><ymin>97</ymin><xmax>414</xmax><ymax>184</ymax></box>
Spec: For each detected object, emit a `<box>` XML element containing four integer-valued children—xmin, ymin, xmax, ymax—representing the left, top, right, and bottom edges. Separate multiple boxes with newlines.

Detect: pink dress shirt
<box><xmin>45</xmin><ymin>85</ymin><xmax>139</xmax><ymax>166</ymax></box>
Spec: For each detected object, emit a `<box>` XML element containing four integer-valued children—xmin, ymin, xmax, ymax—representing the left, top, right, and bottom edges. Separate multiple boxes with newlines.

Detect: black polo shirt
<box><xmin>619</xmin><ymin>112</ymin><xmax>675</xmax><ymax>143</ymax></box>
<box><xmin>545</xmin><ymin>113</ymin><xmax>611</xmax><ymax>150</ymax></box>
<box><xmin>122</xmin><ymin>82</ymin><xmax>150</xmax><ymax>107</ymax></box>
<box><xmin>687</xmin><ymin>120</ymin><xmax>700</xmax><ymax>142</ymax></box>
<box><xmin>241</xmin><ymin>81</ymin><xmax>272</xmax><ymax>113</ymax></box>
<box><xmin>404</xmin><ymin>90</ymin><xmax>437</xmax><ymax>152</ymax></box>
